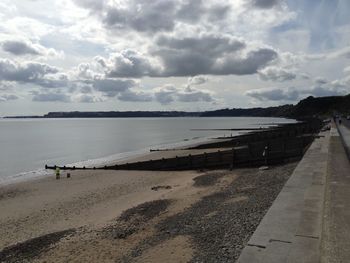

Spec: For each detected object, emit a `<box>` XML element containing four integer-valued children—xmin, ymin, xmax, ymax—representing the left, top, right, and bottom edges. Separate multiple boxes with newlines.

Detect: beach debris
<box><xmin>67</xmin><ymin>173</ymin><xmax>71</xmax><ymax>178</ymax></box>
<box><xmin>151</xmin><ymin>185</ymin><xmax>172</xmax><ymax>191</ymax></box>
<box><xmin>259</xmin><ymin>166</ymin><xmax>269</xmax><ymax>170</ymax></box>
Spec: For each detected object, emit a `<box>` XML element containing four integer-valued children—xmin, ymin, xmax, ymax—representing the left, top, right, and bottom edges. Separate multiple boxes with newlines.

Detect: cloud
<box><xmin>154</xmin><ymin>84</ymin><xmax>214</xmax><ymax>105</ymax></box>
<box><xmin>258</xmin><ymin>66</ymin><xmax>296</xmax><ymax>82</ymax></box>
<box><xmin>32</xmin><ymin>92</ymin><xmax>71</xmax><ymax>102</ymax></box>
<box><xmin>74</xmin><ymin>0</ymin><xmax>231</xmax><ymax>34</ymax></box>
<box><xmin>0</xmin><ymin>81</ymin><xmax>15</xmax><ymax>91</ymax></box>
<box><xmin>305</xmin><ymin>86</ymin><xmax>348</xmax><ymax>97</ymax></box>
<box><xmin>344</xmin><ymin>66</ymin><xmax>350</xmax><ymax>74</ymax></box>
<box><xmin>98</xmin><ymin>50</ymin><xmax>162</xmax><ymax>78</ymax></box>
<box><xmin>177</xmin><ymin>87</ymin><xmax>213</xmax><ymax>103</ymax></box>
<box><xmin>2</xmin><ymin>40</ymin><xmax>40</xmax><ymax>55</ymax></box>
<box><xmin>117</xmin><ymin>89</ymin><xmax>153</xmax><ymax>102</ymax></box>
<box><xmin>154</xmin><ymin>34</ymin><xmax>277</xmax><ymax>76</ymax></box>
<box><xmin>72</xmin><ymin>0</ymin><xmax>105</xmax><ymax>12</ymax></box>
<box><xmin>314</xmin><ymin>77</ymin><xmax>328</xmax><ymax>85</ymax></box>
<box><xmin>331</xmin><ymin>75</ymin><xmax>350</xmax><ymax>89</ymax></box>
<box><xmin>97</xmin><ymin>33</ymin><xmax>278</xmax><ymax>78</ymax></box>
<box><xmin>0</xmin><ymin>94</ymin><xmax>18</xmax><ymax>102</ymax></box>
<box><xmin>103</xmin><ymin>0</ymin><xmax>177</xmax><ymax>33</ymax></box>
<box><xmin>246</xmin><ymin>87</ymin><xmax>299</xmax><ymax>101</ymax></box>
<box><xmin>75</xmin><ymin>94</ymin><xmax>104</xmax><ymax>103</ymax></box>
<box><xmin>187</xmin><ymin>75</ymin><xmax>210</xmax><ymax>86</ymax></box>
<box><xmin>246</xmin><ymin>83</ymin><xmax>349</xmax><ymax>102</ymax></box>
<box><xmin>91</xmin><ymin>78</ymin><xmax>137</xmax><ymax>97</ymax></box>
<box><xmin>0</xmin><ymin>58</ymin><xmax>59</xmax><ymax>83</ymax></box>
<box><xmin>153</xmin><ymin>85</ymin><xmax>177</xmax><ymax>104</ymax></box>
<box><xmin>250</xmin><ymin>0</ymin><xmax>281</xmax><ymax>9</ymax></box>
<box><xmin>1</xmin><ymin>39</ymin><xmax>64</xmax><ymax>58</ymax></box>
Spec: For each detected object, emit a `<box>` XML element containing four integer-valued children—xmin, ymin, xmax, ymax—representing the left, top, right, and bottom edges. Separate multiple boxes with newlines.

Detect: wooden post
<box><xmin>162</xmin><ymin>158</ymin><xmax>165</xmax><ymax>170</ymax></box>
<box><xmin>231</xmin><ymin>148</ymin><xmax>235</xmax><ymax>170</ymax></box>
<box><xmin>248</xmin><ymin>143</ymin><xmax>252</xmax><ymax>165</ymax></box>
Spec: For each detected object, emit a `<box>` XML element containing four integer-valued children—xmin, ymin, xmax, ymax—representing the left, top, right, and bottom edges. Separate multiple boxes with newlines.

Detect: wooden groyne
<box><xmin>189</xmin><ymin>120</ymin><xmax>321</xmax><ymax>150</ymax></box>
<box><xmin>45</xmin><ymin>119</ymin><xmax>322</xmax><ymax>172</ymax></box>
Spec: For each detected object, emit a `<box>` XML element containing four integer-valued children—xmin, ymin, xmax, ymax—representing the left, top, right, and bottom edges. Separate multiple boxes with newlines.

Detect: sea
<box><xmin>0</xmin><ymin>117</ymin><xmax>295</xmax><ymax>185</ymax></box>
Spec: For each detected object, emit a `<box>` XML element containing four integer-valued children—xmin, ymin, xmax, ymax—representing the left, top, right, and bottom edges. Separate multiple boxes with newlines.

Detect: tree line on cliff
<box><xmin>6</xmin><ymin>94</ymin><xmax>350</xmax><ymax>119</ymax></box>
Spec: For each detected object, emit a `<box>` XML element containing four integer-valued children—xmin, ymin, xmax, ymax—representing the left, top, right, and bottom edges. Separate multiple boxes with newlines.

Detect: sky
<box><xmin>0</xmin><ymin>0</ymin><xmax>349</xmax><ymax>116</ymax></box>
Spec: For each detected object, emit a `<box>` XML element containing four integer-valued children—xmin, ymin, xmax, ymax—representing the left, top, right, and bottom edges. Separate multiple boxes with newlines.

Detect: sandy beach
<box><xmin>0</xmin><ymin>143</ymin><xmax>298</xmax><ymax>263</ymax></box>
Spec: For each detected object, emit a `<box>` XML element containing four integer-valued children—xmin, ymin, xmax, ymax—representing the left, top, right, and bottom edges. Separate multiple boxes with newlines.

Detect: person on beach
<box><xmin>55</xmin><ymin>167</ymin><xmax>60</xmax><ymax>179</ymax></box>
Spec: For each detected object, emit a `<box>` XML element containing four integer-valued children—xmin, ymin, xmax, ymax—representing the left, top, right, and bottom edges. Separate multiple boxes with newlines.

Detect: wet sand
<box><xmin>0</xmin><ymin>156</ymin><xmax>297</xmax><ymax>262</ymax></box>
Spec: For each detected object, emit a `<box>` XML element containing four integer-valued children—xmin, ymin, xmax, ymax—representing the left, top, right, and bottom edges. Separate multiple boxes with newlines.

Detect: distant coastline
<box><xmin>3</xmin><ymin>94</ymin><xmax>350</xmax><ymax>119</ymax></box>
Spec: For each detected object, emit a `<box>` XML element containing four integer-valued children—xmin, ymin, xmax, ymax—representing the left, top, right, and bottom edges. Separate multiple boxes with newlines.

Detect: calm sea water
<box><xmin>0</xmin><ymin>117</ymin><xmax>295</xmax><ymax>184</ymax></box>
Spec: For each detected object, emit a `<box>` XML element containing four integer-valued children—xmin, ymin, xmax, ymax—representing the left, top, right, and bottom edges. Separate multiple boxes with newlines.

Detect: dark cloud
<box><xmin>156</xmin><ymin>34</ymin><xmax>246</xmax><ymax>56</ymax></box>
<box><xmin>74</xmin><ymin>0</ymin><xmax>230</xmax><ymax>34</ymax></box>
<box><xmin>33</xmin><ymin>74</ymin><xmax>70</xmax><ymax>89</ymax></box>
<box><xmin>251</xmin><ymin>0</ymin><xmax>280</xmax><ymax>9</ymax></box>
<box><xmin>314</xmin><ymin>77</ymin><xmax>328</xmax><ymax>85</ymax></box>
<box><xmin>98</xmin><ymin>34</ymin><xmax>277</xmax><ymax>78</ymax></box>
<box><xmin>72</xmin><ymin>0</ymin><xmax>105</xmax><ymax>11</ymax></box>
<box><xmin>103</xmin><ymin>0</ymin><xmax>177</xmax><ymax>33</ymax></box>
<box><xmin>154</xmin><ymin>85</ymin><xmax>176</xmax><ymax>104</ymax></box>
<box><xmin>155</xmin><ymin>35</ymin><xmax>275</xmax><ymax>76</ymax></box>
<box><xmin>258</xmin><ymin>66</ymin><xmax>297</xmax><ymax>82</ymax></box>
<box><xmin>0</xmin><ymin>58</ymin><xmax>58</xmax><ymax>83</ymax></box>
<box><xmin>246</xmin><ymin>87</ymin><xmax>299</xmax><ymax>101</ymax></box>
<box><xmin>91</xmin><ymin>78</ymin><xmax>137</xmax><ymax>97</ymax></box>
<box><xmin>210</xmin><ymin>48</ymin><xmax>278</xmax><ymax>75</ymax></box>
<box><xmin>176</xmin><ymin>0</ymin><xmax>205</xmax><ymax>22</ymax></box>
<box><xmin>100</xmin><ymin>50</ymin><xmax>161</xmax><ymax>78</ymax></box>
<box><xmin>2</xmin><ymin>40</ymin><xmax>41</xmax><ymax>56</ymax></box>
<box><xmin>32</xmin><ymin>92</ymin><xmax>71</xmax><ymax>102</ymax></box>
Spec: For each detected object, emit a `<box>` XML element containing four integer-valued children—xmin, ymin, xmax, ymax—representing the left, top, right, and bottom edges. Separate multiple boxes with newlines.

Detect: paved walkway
<box><xmin>238</xmin><ymin>130</ymin><xmax>329</xmax><ymax>263</ymax></box>
<box><xmin>321</xmin><ymin>124</ymin><xmax>350</xmax><ymax>262</ymax></box>
<box><xmin>238</xmin><ymin>123</ymin><xmax>350</xmax><ymax>262</ymax></box>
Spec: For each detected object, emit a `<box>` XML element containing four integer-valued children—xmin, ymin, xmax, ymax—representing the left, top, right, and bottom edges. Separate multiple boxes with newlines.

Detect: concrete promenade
<box><xmin>322</xmin><ymin>123</ymin><xmax>350</xmax><ymax>262</ymax></box>
<box><xmin>238</xmin><ymin>123</ymin><xmax>350</xmax><ymax>262</ymax></box>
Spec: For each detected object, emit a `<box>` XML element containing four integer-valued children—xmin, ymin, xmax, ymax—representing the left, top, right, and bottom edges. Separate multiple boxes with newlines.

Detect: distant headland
<box><xmin>4</xmin><ymin>94</ymin><xmax>350</xmax><ymax>119</ymax></box>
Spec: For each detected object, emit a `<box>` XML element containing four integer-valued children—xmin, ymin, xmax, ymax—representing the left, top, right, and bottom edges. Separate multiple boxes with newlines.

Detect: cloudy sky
<box><xmin>0</xmin><ymin>0</ymin><xmax>349</xmax><ymax>116</ymax></box>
